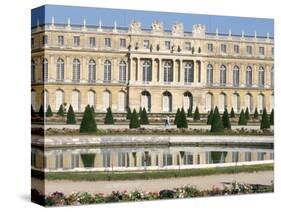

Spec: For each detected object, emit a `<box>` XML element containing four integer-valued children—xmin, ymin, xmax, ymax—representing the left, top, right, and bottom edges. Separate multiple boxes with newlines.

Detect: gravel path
<box><xmin>32</xmin><ymin>171</ymin><xmax>273</xmax><ymax>195</ymax></box>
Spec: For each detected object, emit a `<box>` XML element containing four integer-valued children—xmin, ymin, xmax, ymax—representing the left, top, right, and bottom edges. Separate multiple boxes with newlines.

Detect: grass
<box><xmin>33</xmin><ymin>163</ymin><xmax>273</xmax><ymax>182</ymax></box>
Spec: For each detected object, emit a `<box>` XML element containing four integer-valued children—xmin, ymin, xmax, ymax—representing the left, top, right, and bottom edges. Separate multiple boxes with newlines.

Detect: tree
<box><xmin>222</xmin><ymin>108</ymin><xmax>231</xmax><ymax>129</ymax></box>
<box><xmin>238</xmin><ymin>109</ymin><xmax>247</xmax><ymax>125</ymax></box>
<box><xmin>187</xmin><ymin>108</ymin><xmax>193</xmax><ymax>117</ymax></box>
<box><xmin>104</xmin><ymin>107</ymin><xmax>114</xmax><ymax>124</ymax></box>
<box><xmin>177</xmin><ymin>107</ymin><xmax>188</xmax><ymax>128</ymax></box>
<box><xmin>138</xmin><ymin>107</ymin><xmax>143</xmax><ymax>117</ymax></box>
<box><xmin>140</xmin><ymin>107</ymin><xmax>149</xmax><ymax>124</ymax></box>
<box><xmin>57</xmin><ymin>104</ymin><xmax>65</xmax><ymax>116</ymax></box>
<box><xmin>193</xmin><ymin>106</ymin><xmax>200</xmax><ymax>121</ymax></box>
<box><xmin>38</xmin><ymin>105</ymin><xmax>44</xmax><ymax>117</ymax></box>
<box><xmin>245</xmin><ymin>107</ymin><xmax>250</xmax><ymax>120</ymax></box>
<box><xmin>253</xmin><ymin>108</ymin><xmax>259</xmax><ymax>119</ymax></box>
<box><xmin>66</xmin><ymin>104</ymin><xmax>76</xmax><ymax>124</ymax></box>
<box><xmin>260</xmin><ymin>108</ymin><xmax>270</xmax><ymax>130</ymax></box>
<box><xmin>126</xmin><ymin>107</ymin><xmax>132</xmax><ymax>120</ymax></box>
<box><xmin>174</xmin><ymin>108</ymin><xmax>180</xmax><ymax>125</ymax></box>
<box><xmin>210</xmin><ymin>106</ymin><xmax>224</xmax><ymax>132</ymax></box>
<box><xmin>230</xmin><ymin>107</ymin><xmax>235</xmax><ymax>118</ymax></box>
<box><xmin>46</xmin><ymin>105</ymin><xmax>53</xmax><ymax>117</ymax></box>
<box><xmin>207</xmin><ymin>109</ymin><xmax>213</xmax><ymax>125</ymax></box>
<box><xmin>31</xmin><ymin>105</ymin><xmax>35</xmax><ymax>116</ymax></box>
<box><xmin>80</xmin><ymin>104</ymin><xmax>97</xmax><ymax>133</ymax></box>
<box><xmin>129</xmin><ymin>109</ymin><xmax>140</xmax><ymax>129</ymax></box>
<box><xmin>90</xmin><ymin>105</ymin><xmax>95</xmax><ymax>116</ymax></box>
<box><xmin>270</xmin><ymin>109</ymin><xmax>274</xmax><ymax>125</ymax></box>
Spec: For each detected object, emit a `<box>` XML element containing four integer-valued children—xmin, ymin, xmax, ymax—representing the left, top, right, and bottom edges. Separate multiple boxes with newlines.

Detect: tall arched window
<box><xmin>245</xmin><ymin>93</ymin><xmax>253</xmax><ymax>112</ymax></box>
<box><xmin>233</xmin><ymin>65</ymin><xmax>239</xmax><ymax>87</ymax></box>
<box><xmin>164</xmin><ymin>61</ymin><xmax>173</xmax><ymax>83</ymax></box>
<box><xmin>232</xmin><ymin>93</ymin><xmax>240</xmax><ymax>112</ymax></box>
<box><xmin>219</xmin><ymin>93</ymin><xmax>227</xmax><ymax>112</ymax></box>
<box><xmin>104</xmin><ymin>60</ymin><xmax>111</xmax><ymax>82</ymax></box>
<box><xmin>31</xmin><ymin>60</ymin><xmax>35</xmax><ymax>82</ymax></box>
<box><xmin>71</xmin><ymin>90</ymin><xmax>80</xmax><ymax>112</ymax></box>
<box><xmin>162</xmin><ymin>91</ymin><xmax>172</xmax><ymax>112</ymax></box>
<box><xmin>87</xmin><ymin>90</ymin><xmax>95</xmax><ymax>107</ymax></box>
<box><xmin>55</xmin><ymin>89</ymin><xmax>64</xmax><ymax>111</ymax></box>
<box><xmin>56</xmin><ymin>58</ymin><xmax>64</xmax><ymax>81</ymax></box>
<box><xmin>119</xmin><ymin>61</ymin><xmax>127</xmax><ymax>82</ymax></box>
<box><xmin>258</xmin><ymin>66</ymin><xmax>265</xmax><ymax>87</ymax></box>
<box><xmin>141</xmin><ymin>91</ymin><xmax>151</xmax><ymax>112</ymax></box>
<box><xmin>42</xmin><ymin>59</ymin><xmax>48</xmax><ymax>81</ymax></box>
<box><xmin>207</xmin><ymin>64</ymin><xmax>213</xmax><ymax>85</ymax></box>
<box><xmin>258</xmin><ymin>93</ymin><xmax>264</xmax><ymax>112</ymax></box>
<box><xmin>142</xmin><ymin>60</ymin><xmax>152</xmax><ymax>82</ymax></box>
<box><xmin>184</xmin><ymin>62</ymin><xmax>193</xmax><ymax>83</ymax></box>
<box><xmin>103</xmin><ymin>90</ymin><xmax>111</xmax><ymax>111</ymax></box>
<box><xmin>118</xmin><ymin>91</ymin><xmax>127</xmax><ymax>112</ymax></box>
<box><xmin>205</xmin><ymin>92</ymin><xmax>213</xmax><ymax>112</ymax></box>
<box><xmin>183</xmin><ymin>92</ymin><xmax>193</xmax><ymax>111</ymax></box>
<box><xmin>271</xmin><ymin>66</ymin><xmax>274</xmax><ymax>88</ymax></box>
<box><xmin>220</xmin><ymin>65</ymin><xmax>226</xmax><ymax>86</ymax></box>
<box><xmin>88</xmin><ymin>59</ymin><xmax>96</xmax><ymax>82</ymax></box>
<box><xmin>246</xmin><ymin>66</ymin><xmax>252</xmax><ymax>87</ymax></box>
<box><xmin>31</xmin><ymin>90</ymin><xmax>37</xmax><ymax>111</ymax></box>
<box><xmin>72</xmin><ymin>59</ymin><xmax>80</xmax><ymax>82</ymax></box>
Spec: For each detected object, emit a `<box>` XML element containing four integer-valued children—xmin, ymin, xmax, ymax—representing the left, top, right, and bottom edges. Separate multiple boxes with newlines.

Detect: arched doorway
<box><xmin>162</xmin><ymin>91</ymin><xmax>172</xmax><ymax>112</ymax></box>
<box><xmin>141</xmin><ymin>91</ymin><xmax>151</xmax><ymax>112</ymax></box>
<box><xmin>183</xmin><ymin>92</ymin><xmax>193</xmax><ymax>111</ymax></box>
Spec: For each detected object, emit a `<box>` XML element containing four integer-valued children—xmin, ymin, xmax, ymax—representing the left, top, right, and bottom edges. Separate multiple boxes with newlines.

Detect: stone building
<box><xmin>31</xmin><ymin>17</ymin><xmax>274</xmax><ymax>114</ymax></box>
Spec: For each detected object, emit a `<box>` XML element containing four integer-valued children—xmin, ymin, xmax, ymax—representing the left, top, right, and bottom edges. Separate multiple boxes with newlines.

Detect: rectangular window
<box><xmin>207</xmin><ymin>43</ymin><xmax>213</xmax><ymax>52</ymax></box>
<box><xmin>118</xmin><ymin>152</ymin><xmax>126</xmax><ymax>167</ymax></box>
<box><xmin>183</xmin><ymin>152</ymin><xmax>193</xmax><ymax>165</ymax></box>
<box><xmin>185</xmin><ymin>42</ymin><xmax>191</xmax><ymax>50</ymax></box>
<box><xmin>221</xmin><ymin>44</ymin><xmax>227</xmax><ymax>53</ymax></box>
<box><xmin>105</xmin><ymin>38</ymin><xmax>111</xmax><ymax>47</ymax></box>
<box><xmin>73</xmin><ymin>36</ymin><xmax>80</xmax><ymax>47</ymax></box>
<box><xmin>271</xmin><ymin>47</ymin><xmax>274</xmax><ymax>56</ymax></box>
<box><xmin>246</xmin><ymin>45</ymin><xmax>252</xmax><ymax>55</ymax></box>
<box><xmin>71</xmin><ymin>154</ymin><xmax>79</xmax><ymax>169</ymax></box>
<box><xmin>58</xmin><ymin>35</ymin><xmax>64</xmax><ymax>46</ymax></box>
<box><xmin>232</xmin><ymin>152</ymin><xmax>239</xmax><ymax>162</ymax></box>
<box><xmin>120</xmin><ymin>38</ymin><xmax>126</xmax><ymax>48</ymax></box>
<box><xmin>31</xmin><ymin>38</ymin><xmax>34</xmax><ymax>48</ymax></box>
<box><xmin>245</xmin><ymin>152</ymin><xmax>252</xmax><ymax>161</ymax></box>
<box><xmin>43</xmin><ymin>35</ymin><xmax>48</xmax><ymax>45</ymax></box>
<box><xmin>234</xmin><ymin>44</ymin><xmax>240</xmax><ymax>54</ymax></box>
<box><xmin>103</xmin><ymin>152</ymin><xmax>111</xmax><ymax>168</ymax></box>
<box><xmin>259</xmin><ymin>46</ymin><xmax>265</xmax><ymax>56</ymax></box>
<box><xmin>165</xmin><ymin>41</ymin><xmax>171</xmax><ymax>50</ymax></box>
<box><xmin>89</xmin><ymin>37</ymin><xmax>96</xmax><ymax>47</ymax></box>
<box><xmin>143</xmin><ymin>40</ymin><xmax>150</xmax><ymax>49</ymax></box>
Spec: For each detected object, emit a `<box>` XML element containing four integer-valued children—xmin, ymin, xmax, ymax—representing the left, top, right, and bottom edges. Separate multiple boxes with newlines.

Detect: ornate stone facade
<box><xmin>31</xmin><ymin>19</ymin><xmax>274</xmax><ymax>114</ymax></box>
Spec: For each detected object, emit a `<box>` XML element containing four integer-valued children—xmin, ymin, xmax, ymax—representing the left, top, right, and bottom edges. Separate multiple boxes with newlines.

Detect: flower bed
<box><xmin>31</xmin><ymin>181</ymin><xmax>273</xmax><ymax>207</ymax></box>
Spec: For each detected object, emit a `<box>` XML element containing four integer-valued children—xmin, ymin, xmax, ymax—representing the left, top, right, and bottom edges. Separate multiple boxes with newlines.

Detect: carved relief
<box><xmin>128</xmin><ymin>20</ymin><xmax>141</xmax><ymax>34</ymax></box>
<box><xmin>151</xmin><ymin>20</ymin><xmax>164</xmax><ymax>34</ymax></box>
<box><xmin>192</xmin><ymin>24</ymin><xmax>206</xmax><ymax>37</ymax></box>
<box><xmin>172</xmin><ymin>22</ymin><xmax>184</xmax><ymax>36</ymax></box>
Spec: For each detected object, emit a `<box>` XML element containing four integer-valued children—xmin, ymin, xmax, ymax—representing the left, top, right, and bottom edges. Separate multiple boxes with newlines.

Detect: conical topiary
<box><xmin>140</xmin><ymin>107</ymin><xmax>149</xmax><ymax>124</ymax></box>
<box><xmin>187</xmin><ymin>108</ymin><xmax>193</xmax><ymax>117</ymax></box>
<box><xmin>230</xmin><ymin>107</ymin><xmax>235</xmax><ymax>118</ymax></box>
<box><xmin>207</xmin><ymin>109</ymin><xmax>214</xmax><ymax>125</ymax></box>
<box><xmin>260</xmin><ymin>108</ymin><xmax>270</xmax><ymax>130</ymax></box>
<box><xmin>57</xmin><ymin>104</ymin><xmax>65</xmax><ymax>116</ymax></box>
<box><xmin>104</xmin><ymin>107</ymin><xmax>114</xmax><ymax>124</ymax></box>
<box><xmin>66</xmin><ymin>104</ymin><xmax>76</xmax><ymax>124</ymax></box>
<box><xmin>245</xmin><ymin>107</ymin><xmax>250</xmax><ymax>120</ymax></box>
<box><xmin>38</xmin><ymin>105</ymin><xmax>44</xmax><ymax>117</ymax></box>
<box><xmin>253</xmin><ymin>108</ymin><xmax>259</xmax><ymax>119</ymax></box>
<box><xmin>138</xmin><ymin>107</ymin><xmax>143</xmax><ymax>117</ymax></box>
<box><xmin>126</xmin><ymin>107</ymin><xmax>132</xmax><ymax>120</ymax></box>
<box><xmin>270</xmin><ymin>109</ymin><xmax>274</xmax><ymax>125</ymax></box>
<box><xmin>210</xmin><ymin>106</ymin><xmax>224</xmax><ymax>132</ymax></box>
<box><xmin>238</xmin><ymin>109</ymin><xmax>247</xmax><ymax>125</ymax></box>
<box><xmin>130</xmin><ymin>109</ymin><xmax>140</xmax><ymax>129</ymax></box>
<box><xmin>46</xmin><ymin>105</ymin><xmax>53</xmax><ymax>117</ymax></box>
<box><xmin>193</xmin><ymin>106</ymin><xmax>200</xmax><ymax>121</ymax></box>
<box><xmin>177</xmin><ymin>107</ymin><xmax>188</xmax><ymax>128</ymax></box>
<box><xmin>174</xmin><ymin>108</ymin><xmax>180</xmax><ymax>125</ymax></box>
<box><xmin>222</xmin><ymin>108</ymin><xmax>231</xmax><ymax>129</ymax></box>
<box><xmin>90</xmin><ymin>105</ymin><xmax>95</xmax><ymax>116</ymax></box>
<box><xmin>80</xmin><ymin>104</ymin><xmax>97</xmax><ymax>133</ymax></box>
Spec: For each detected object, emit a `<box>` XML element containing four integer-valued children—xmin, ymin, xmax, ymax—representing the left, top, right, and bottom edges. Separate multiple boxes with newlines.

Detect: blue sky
<box><xmin>31</xmin><ymin>4</ymin><xmax>274</xmax><ymax>37</ymax></box>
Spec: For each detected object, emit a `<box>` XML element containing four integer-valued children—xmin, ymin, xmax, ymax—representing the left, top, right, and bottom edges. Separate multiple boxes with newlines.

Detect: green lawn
<box><xmin>33</xmin><ymin>163</ymin><xmax>273</xmax><ymax>181</ymax></box>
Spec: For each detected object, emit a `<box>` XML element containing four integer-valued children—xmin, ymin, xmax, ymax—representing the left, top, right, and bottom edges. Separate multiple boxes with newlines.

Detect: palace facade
<box><xmin>31</xmin><ymin>18</ymin><xmax>274</xmax><ymax>114</ymax></box>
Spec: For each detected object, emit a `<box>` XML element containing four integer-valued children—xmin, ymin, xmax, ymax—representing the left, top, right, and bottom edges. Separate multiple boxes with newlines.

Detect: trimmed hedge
<box><xmin>207</xmin><ymin>109</ymin><xmax>213</xmax><ymax>125</ymax></box>
<box><xmin>238</xmin><ymin>109</ymin><xmax>247</xmax><ymax>125</ymax></box>
<box><xmin>46</xmin><ymin>105</ymin><xmax>53</xmax><ymax>117</ymax></box>
<box><xmin>129</xmin><ymin>109</ymin><xmax>140</xmax><ymax>129</ymax></box>
<box><xmin>57</xmin><ymin>104</ymin><xmax>65</xmax><ymax>116</ymax></box>
<box><xmin>104</xmin><ymin>107</ymin><xmax>114</xmax><ymax>124</ymax></box>
<box><xmin>66</xmin><ymin>105</ymin><xmax>76</xmax><ymax>124</ymax></box>
<box><xmin>210</xmin><ymin>106</ymin><xmax>224</xmax><ymax>132</ymax></box>
<box><xmin>260</xmin><ymin>108</ymin><xmax>270</xmax><ymax>130</ymax></box>
<box><xmin>193</xmin><ymin>106</ymin><xmax>200</xmax><ymax>121</ymax></box>
<box><xmin>140</xmin><ymin>107</ymin><xmax>149</xmax><ymax>124</ymax></box>
<box><xmin>222</xmin><ymin>108</ymin><xmax>231</xmax><ymax>129</ymax></box>
<box><xmin>80</xmin><ymin>104</ymin><xmax>97</xmax><ymax>134</ymax></box>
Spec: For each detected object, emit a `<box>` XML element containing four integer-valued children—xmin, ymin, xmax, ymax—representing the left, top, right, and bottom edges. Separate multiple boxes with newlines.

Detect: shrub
<box><xmin>66</xmin><ymin>104</ymin><xmax>76</xmax><ymax>124</ymax></box>
<box><xmin>104</xmin><ymin>107</ymin><xmax>114</xmax><ymax>124</ymax></box>
<box><xmin>230</xmin><ymin>107</ymin><xmax>235</xmax><ymax>118</ymax></box>
<box><xmin>57</xmin><ymin>104</ymin><xmax>65</xmax><ymax>116</ymax></box>
<box><xmin>90</xmin><ymin>106</ymin><xmax>95</xmax><ymax>116</ymax></box>
<box><xmin>207</xmin><ymin>109</ymin><xmax>213</xmax><ymax>125</ymax></box>
<box><xmin>260</xmin><ymin>108</ymin><xmax>270</xmax><ymax>130</ymax></box>
<box><xmin>210</xmin><ymin>106</ymin><xmax>224</xmax><ymax>132</ymax></box>
<box><xmin>222</xmin><ymin>108</ymin><xmax>231</xmax><ymax>129</ymax></box>
<box><xmin>187</xmin><ymin>108</ymin><xmax>193</xmax><ymax>117</ymax></box>
<box><xmin>193</xmin><ymin>106</ymin><xmax>200</xmax><ymax>121</ymax></box>
<box><xmin>126</xmin><ymin>107</ymin><xmax>132</xmax><ymax>120</ymax></box>
<box><xmin>238</xmin><ymin>109</ymin><xmax>247</xmax><ymax>125</ymax></box>
<box><xmin>46</xmin><ymin>105</ymin><xmax>53</xmax><ymax>117</ymax></box>
<box><xmin>81</xmin><ymin>153</ymin><xmax>95</xmax><ymax>167</ymax></box>
<box><xmin>138</xmin><ymin>107</ymin><xmax>143</xmax><ymax>117</ymax></box>
<box><xmin>174</xmin><ymin>108</ymin><xmax>180</xmax><ymax>125</ymax></box>
<box><xmin>270</xmin><ymin>109</ymin><xmax>274</xmax><ymax>125</ymax></box>
<box><xmin>177</xmin><ymin>107</ymin><xmax>188</xmax><ymax>128</ymax></box>
<box><xmin>80</xmin><ymin>105</ymin><xmax>97</xmax><ymax>133</ymax></box>
<box><xmin>130</xmin><ymin>109</ymin><xmax>140</xmax><ymax>129</ymax></box>
<box><xmin>245</xmin><ymin>107</ymin><xmax>250</xmax><ymax>120</ymax></box>
<box><xmin>140</xmin><ymin>107</ymin><xmax>149</xmax><ymax>124</ymax></box>
<box><xmin>38</xmin><ymin>105</ymin><xmax>44</xmax><ymax>117</ymax></box>
<box><xmin>254</xmin><ymin>108</ymin><xmax>259</xmax><ymax>119</ymax></box>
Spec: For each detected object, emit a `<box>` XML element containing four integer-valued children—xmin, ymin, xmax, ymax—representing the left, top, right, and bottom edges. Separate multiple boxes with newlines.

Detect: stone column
<box><xmin>152</xmin><ymin>58</ymin><xmax>157</xmax><ymax>83</ymax></box>
<box><xmin>193</xmin><ymin>60</ymin><xmax>198</xmax><ymax>85</ymax></box>
<box><xmin>49</xmin><ymin>55</ymin><xmax>56</xmax><ymax>82</ymax></box>
<box><xmin>173</xmin><ymin>59</ymin><xmax>177</xmax><ymax>83</ymax></box>
<box><xmin>214</xmin><ymin>62</ymin><xmax>219</xmax><ymax>86</ymax></box>
<box><xmin>66</xmin><ymin>56</ymin><xmax>71</xmax><ymax>82</ymax></box>
<box><xmin>36</xmin><ymin>57</ymin><xmax>41</xmax><ymax>81</ymax></box>
<box><xmin>97</xmin><ymin>58</ymin><xmax>103</xmax><ymax>82</ymax></box>
<box><xmin>240</xmin><ymin>64</ymin><xmax>245</xmax><ymax>87</ymax></box>
<box><xmin>201</xmin><ymin>61</ymin><xmax>206</xmax><ymax>84</ymax></box>
<box><xmin>81</xmin><ymin>56</ymin><xmax>87</xmax><ymax>82</ymax></box>
<box><xmin>159</xmin><ymin>58</ymin><xmax>163</xmax><ymax>83</ymax></box>
<box><xmin>113</xmin><ymin>58</ymin><xmax>119</xmax><ymax>82</ymax></box>
<box><xmin>253</xmin><ymin>64</ymin><xmax>258</xmax><ymax>87</ymax></box>
<box><xmin>180</xmin><ymin>60</ymin><xmax>184</xmax><ymax>84</ymax></box>
<box><xmin>227</xmin><ymin>63</ymin><xmax>232</xmax><ymax>86</ymax></box>
<box><xmin>137</xmin><ymin>57</ymin><xmax>141</xmax><ymax>82</ymax></box>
